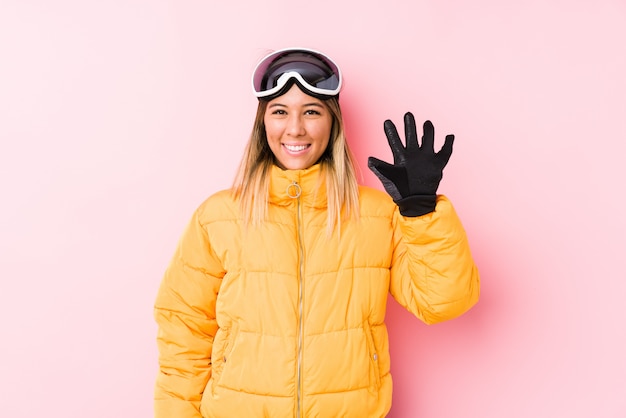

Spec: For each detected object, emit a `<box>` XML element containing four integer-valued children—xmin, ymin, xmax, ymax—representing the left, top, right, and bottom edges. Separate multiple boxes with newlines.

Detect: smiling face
<box><xmin>263</xmin><ymin>84</ymin><xmax>333</xmax><ymax>170</ymax></box>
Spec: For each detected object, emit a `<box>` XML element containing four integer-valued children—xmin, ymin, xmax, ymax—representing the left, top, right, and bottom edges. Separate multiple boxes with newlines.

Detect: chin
<box><xmin>280</xmin><ymin>160</ymin><xmax>311</xmax><ymax>170</ymax></box>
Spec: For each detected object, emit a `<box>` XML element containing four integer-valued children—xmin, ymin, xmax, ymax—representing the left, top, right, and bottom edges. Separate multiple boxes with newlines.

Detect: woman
<box><xmin>154</xmin><ymin>47</ymin><xmax>480</xmax><ymax>418</ymax></box>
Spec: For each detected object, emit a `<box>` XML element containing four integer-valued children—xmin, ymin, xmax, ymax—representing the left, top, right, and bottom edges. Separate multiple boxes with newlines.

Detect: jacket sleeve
<box><xmin>389</xmin><ymin>195</ymin><xmax>480</xmax><ymax>325</ymax></box>
<box><xmin>154</xmin><ymin>206</ymin><xmax>224</xmax><ymax>417</ymax></box>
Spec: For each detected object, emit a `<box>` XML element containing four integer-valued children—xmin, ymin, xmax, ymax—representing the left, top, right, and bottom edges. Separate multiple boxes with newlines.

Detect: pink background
<box><xmin>1</xmin><ymin>1</ymin><xmax>625</xmax><ymax>417</ymax></box>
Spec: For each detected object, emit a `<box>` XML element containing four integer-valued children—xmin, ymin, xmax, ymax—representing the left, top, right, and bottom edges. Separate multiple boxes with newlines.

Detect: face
<box><xmin>264</xmin><ymin>84</ymin><xmax>332</xmax><ymax>170</ymax></box>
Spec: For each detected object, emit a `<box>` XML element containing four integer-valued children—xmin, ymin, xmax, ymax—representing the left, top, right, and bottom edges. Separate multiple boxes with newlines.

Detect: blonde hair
<box><xmin>232</xmin><ymin>96</ymin><xmax>360</xmax><ymax>234</ymax></box>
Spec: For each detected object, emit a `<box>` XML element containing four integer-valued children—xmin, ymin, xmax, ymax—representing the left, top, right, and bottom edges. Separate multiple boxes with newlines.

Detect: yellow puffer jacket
<box><xmin>154</xmin><ymin>164</ymin><xmax>479</xmax><ymax>418</ymax></box>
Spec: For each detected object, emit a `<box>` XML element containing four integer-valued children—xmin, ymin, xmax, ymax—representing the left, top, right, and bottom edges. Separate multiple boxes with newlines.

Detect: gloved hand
<box><xmin>368</xmin><ymin>112</ymin><xmax>454</xmax><ymax>217</ymax></box>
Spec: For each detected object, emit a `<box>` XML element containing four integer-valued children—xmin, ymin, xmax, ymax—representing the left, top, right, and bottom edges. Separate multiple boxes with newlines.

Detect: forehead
<box><xmin>266</xmin><ymin>84</ymin><xmax>326</xmax><ymax>107</ymax></box>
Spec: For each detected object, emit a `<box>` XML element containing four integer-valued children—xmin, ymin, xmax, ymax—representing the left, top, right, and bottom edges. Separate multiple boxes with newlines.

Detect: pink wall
<box><xmin>1</xmin><ymin>1</ymin><xmax>625</xmax><ymax>417</ymax></box>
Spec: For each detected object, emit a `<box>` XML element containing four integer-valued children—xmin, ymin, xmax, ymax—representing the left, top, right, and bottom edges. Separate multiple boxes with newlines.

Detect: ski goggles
<box><xmin>252</xmin><ymin>47</ymin><xmax>342</xmax><ymax>100</ymax></box>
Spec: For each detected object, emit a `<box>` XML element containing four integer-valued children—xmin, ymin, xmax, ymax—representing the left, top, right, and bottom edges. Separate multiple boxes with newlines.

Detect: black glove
<box><xmin>368</xmin><ymin>112</ymin><xmax>454</xmax><ymax>217</ymax></box>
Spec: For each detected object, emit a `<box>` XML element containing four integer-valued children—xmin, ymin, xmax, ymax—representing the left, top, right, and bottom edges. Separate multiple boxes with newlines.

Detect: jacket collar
<box><xmin>268</xmin><ymin>164</ymin><xmax>327</xmax><ymax>208</ymax></box>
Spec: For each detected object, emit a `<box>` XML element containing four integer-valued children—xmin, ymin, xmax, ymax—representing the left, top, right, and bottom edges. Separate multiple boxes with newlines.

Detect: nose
<box><xmin>286</xmin><ymin>114</ymin><xmax>305</xmax><ymax>137</ymax></box>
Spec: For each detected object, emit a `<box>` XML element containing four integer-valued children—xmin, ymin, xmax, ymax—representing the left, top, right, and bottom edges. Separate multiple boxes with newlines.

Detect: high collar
<box><xmin>268</xmin><ymin>164</ymin><xmax>327</xmax><ymax>208</ymax></box>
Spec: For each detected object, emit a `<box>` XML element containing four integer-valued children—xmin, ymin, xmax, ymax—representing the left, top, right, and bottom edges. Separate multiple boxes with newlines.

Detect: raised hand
<box><xmin>368</xmin><ymin>112</ymin><xmax>454</xmax><ymax>216</ymax></box>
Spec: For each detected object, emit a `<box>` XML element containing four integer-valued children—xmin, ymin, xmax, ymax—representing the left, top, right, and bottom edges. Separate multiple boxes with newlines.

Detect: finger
<box><xmin>367</xmin><ymin>156</ymin><xmax>392</xmax><ymax>170</ymax></box>
<box><xmin>404</xmin><ymin>112</ymin><xmax>418</xmax><ymax>152</ymax></box>
<box><xmin>383</xmin><ymin>119</ymin><xmax>405</xmax><ymax>164</ymax></box>
<box><xmin>368</xmin><ymin>156</ymin><xmax>402</xmax><ymax>180</ymax></box>
<box><xmin>367</xmin><ymin>157</ymin><xmax>404</xmax><ymax>200</ymax></box>
<box><xmin>421</xmin><ymin>120</ymin><xmax>435</xmax><ymax>153</ymax></box>
<box><xmin>438</xmin><ymin>134</ymin><xmax>455</xmax><ymax>166</ymax></box>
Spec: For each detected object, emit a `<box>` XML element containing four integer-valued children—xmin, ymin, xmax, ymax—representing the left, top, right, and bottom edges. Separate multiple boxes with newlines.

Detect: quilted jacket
<box><xmin>154</xmin><ymin>164</ymin><xmax>480</xmax><ymax>417</ymax></box>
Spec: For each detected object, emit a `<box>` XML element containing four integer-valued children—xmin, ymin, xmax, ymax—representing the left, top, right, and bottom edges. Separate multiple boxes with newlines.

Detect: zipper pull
<box><xmin>286</xmin><ymin>181</ymin><xmax>302</xmax><ymax>199</ymax></box>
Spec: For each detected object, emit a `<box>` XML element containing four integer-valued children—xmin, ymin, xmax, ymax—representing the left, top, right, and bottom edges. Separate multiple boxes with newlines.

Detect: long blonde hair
<box><xmin>232</xmin><ymin>96</ymin><xmax>360</xmax><ymax>234</ymax></box>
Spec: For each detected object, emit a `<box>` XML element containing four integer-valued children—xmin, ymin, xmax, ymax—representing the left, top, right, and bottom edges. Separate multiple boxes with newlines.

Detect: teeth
<box><xmin>284</xmin><ymin>144</ymin><xmax>308</xmax><ymax>152</ymax></box>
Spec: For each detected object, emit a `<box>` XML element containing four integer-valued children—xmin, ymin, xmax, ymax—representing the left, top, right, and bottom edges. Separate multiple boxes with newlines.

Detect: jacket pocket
<box><xmin>364</xmin><ymin>322</ymin><xmax>381</xmax><ymax>391</ymax></box>
<box><xmin>210</xmin><ymin>324</ymin><xmax>239</xmax><ymax>395</ymax></box>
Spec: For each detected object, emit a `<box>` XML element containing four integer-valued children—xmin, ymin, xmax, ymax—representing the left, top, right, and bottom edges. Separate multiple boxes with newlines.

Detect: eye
<box><xmin>271</xmin><ymin>109</ymin><xmax>287</xmax><ymax>115</ymax></box>
<box><xmin>304</xmin><ymin>109</ymin><xmax>321</xmax><ymax>116</ymax></box>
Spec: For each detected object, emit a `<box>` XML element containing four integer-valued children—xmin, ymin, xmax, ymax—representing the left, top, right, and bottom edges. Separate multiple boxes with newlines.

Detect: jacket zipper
<box><xmin>287</xmin><ymin>181</ymin><xmax>304</xmax><ymax>418</ymax></box>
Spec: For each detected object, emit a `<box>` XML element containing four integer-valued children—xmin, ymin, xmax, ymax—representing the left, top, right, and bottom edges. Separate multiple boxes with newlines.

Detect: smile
<box><xmin>283</xmin><ymin>144</ymin><xmax>310</xmax><ymax>152</ymax></box>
